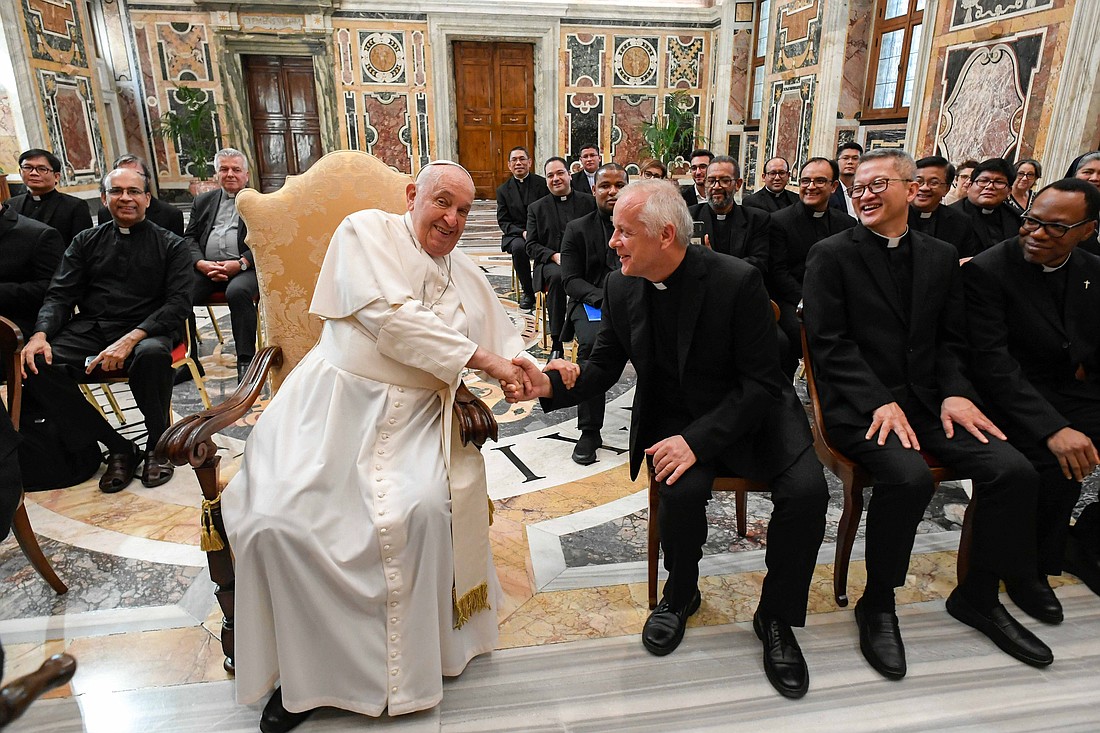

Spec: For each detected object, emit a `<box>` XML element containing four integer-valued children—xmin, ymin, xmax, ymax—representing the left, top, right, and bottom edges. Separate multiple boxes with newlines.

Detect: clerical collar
<box><xmin>1041</xmin><ymin>252</ymin><xmax>1072</xmax><ymax>273</ymax></box>
<box><xmin>514</xmin><ymin>174</ymin><xmax>528</xmax><ymax>183</ymax></box>
<box><xmin>716</xmin><ymin>214</ymin><xmax>727</xmax><ymax>221</ymax></box>
<box><xmin>919</xmin><ymin>211</ymin><xmax>933</xmax><ymax>218</ymax></box>
<box><xmin>980</xmin><ymin>206</ymin><xmax>994</xmax><ymax>215</ymax></box>
<box><xmin>811</xmin><ymin>210</ymin><xmax>826</xmax><ymax>218</ymax></box>
<box><xmin>870</xmin><ymin>226</ymin><xmax>909</xmax><ymax>249</ymax></box>
<box><xmin>31</xmin><ymin>195</ymin><xmax>41</xmax><ymax>202</ymax></box>
<box><xmin>770</xmin><ymin>190</ymin><xmax>783</xmax><ymax>198</ymax></box>
<box><xmin>114</xmin><ymin>219</ymin><xmax>148</xmax><ymax>235</ymax></box>
<box><xmin>650</xmin><ymin>255</ymin><xmax>688</xmax><ymax>290</ymax></box>
<box><xmin>558</xmin><ymin>195</ymin><xmax>568</xmax><ymax>201</ymax></box>
<box><xmin>651</xmin><ymin>281</ymin><xmax>668</xmax><ymax>290</ymax></box>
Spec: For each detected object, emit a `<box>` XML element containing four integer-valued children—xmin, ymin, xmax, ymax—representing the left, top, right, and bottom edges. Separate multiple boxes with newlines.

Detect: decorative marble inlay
<box><xmin>343</xmin><ymin>91</ymin><xmax>358</xmax><ymax>149</ymax></box>
<box><xmin>415</xmin><ymin>91</ymin><xmax>430</xmax><ymax>167</ymax></box>
<box><xmin>359</xmin><ymin>31</ymin><xmax>406</xmax><ymax>85</ymax></box>
<box><xmin>567</xmin><ymin>92</ymin><xmax>605</xmax><ymax>160</ymax></box>
<box><xmin>155</xmin><ymin>22</ymin><xmax>211</xmax><ymax>82</ymax></box>
<box><xmin>336</xmin><ymin>28</ymin><xmax>354</xmax><ymax>85</ymax></box>
<box><xmin>21</xmin><ymin>0</ymin><xmax>88</xmax><ymax>68</ymax></box>
<box><xmin>950</xmin><ymin>0</ymin><xmax>1054</xmax><ymax>31</ymax></box>
<box><xmin>411</xmin><ymin>30</ymin><xmax>426</xmax><ymax>87</ymax></box>
<box><xmin>610</xmin><ymin>94</ymin><xmax>656</xmax><ymax>164</ymax></box>
<box><xmin>728</xmin><ymin>29</ymin><xmax>751</xmax><ymax>125</ymax></box>
<box><xmin>839</xmin><ymin>0</ymin><xmax>872</xmax><ymax>119</ymax></box>
<box><xmin>362</xmin><ymin>91</ymin><xmax>411</xmax><ymax>172</ymax></box>
<box><xmin>734</xmin><ymin>1</ymin><xmax>755</xmax><ymax>22</ymax></box>
<box><xmin>940</xmin><ymin>44</ymin><xmax>1026</xmax><ymax>163</ymax></box>
<box><xmin>36</xmin><ymin>69</ymin><xmax>104</xmax><ymax>183</ymax></box>
<box><xmin>612</xmin><ymin>36</ymin><xmax>658</xmax><ymax>88</ymax></box>
<box><xmin>836</xmin><ymin>127</ymin><xmax>857</xmax><ymax>148</ymax></box>
<box><xmin>774</xmin><ymin>0</ymin><xmax>821</xmax><ymax>73</ymax></box>
<box><xmin>864</xmin><ymin>124</ymin><xmax>907</xmax><ymax>151</ymax></box>
<box><xmin>745</xmin><ymin>133</ymin><xmax>759</xmax><ymax>191</ymax></box>
<box><xmin>666</xmin><ymin>36</ymin><xmax>703</xmax><ymax>89</ymax></box>
<box><xmin>238</xmin><ymin>14</ymin><xmax>303</xmax><ymax>33</ymax></box>
<box><xmin>567</xmin><ymin>33</ymin><xmax>605</xmax><ymax>87</ymax></box>
<box><xmin>765</xmin><ymin>75</ymin><xmax>815</xmax><ymax>171</ymax></box>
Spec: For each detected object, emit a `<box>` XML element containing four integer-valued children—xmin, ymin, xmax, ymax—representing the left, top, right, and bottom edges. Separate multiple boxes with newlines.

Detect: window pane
<box><xmin>916</xmin><ymin>0</ymin><xmax>926</xmax><ymax>10</ymax></box>
<box><xmin>884</xmin><ymin>0</ymin><xmax>908</xmax><ymax>19</ymax></box>
<box><xmin>751</xmin><ymin>64</ymin><xmax>765</xmax><ymax>120</ymax></box>
<box><xmin>872</xmin><ymin>29</ymin><xmax>904</xmax><ymax>108</ymax></box>
<box><xmin>756</xmin><ymin>0</ymin><xmax>772</xmax><ymax>58</ymax></box>
<box><xmin>901</xmin><ymin>24</ymin><xmax>922</xmax><ymax>107</ymax></box>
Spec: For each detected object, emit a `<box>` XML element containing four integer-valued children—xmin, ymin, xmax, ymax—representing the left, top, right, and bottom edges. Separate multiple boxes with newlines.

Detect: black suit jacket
<box><xmin>542</xmin><ymin>245</ymin><xmax>810</xmax><ymax>481</ymax></box>
<box><xmin>768</xmin><ymin>201</ymin><xmax>856</xmax><ymax>305</ymax></box>
<box><xmin>965</xmin><ymin>239</ymin><xmax>1100</xmax><ymax>446</ymax></box>
<box><xmin>803</xmin><ymin>224</ymin><xmax>978</xmax><ymax>431</ymax></box>
<box><xmin>743</xmin><ymin>187</ymin><xmax>798</xmax><ymax>214</ymax></box>
<box><xmin>98</xmin><ymin>197</ymin><xmax>184</xmax><ymax>236</ymax></box>
<box><xmin>5</xmin><ymin>191</ymin><xmax>93</xmax><ymax>246</ymax></box>
<box><xmin>571</xmin><ymin>171</ymin><xmax>594</xmax><ymax>196</ymax></box>
<box><xmin>184</xmin><ymin>188</ymin><xmax>251</xmax><ymax>266</ymax></box>
<box><xmin>525</xmin><ymin>191</ymin><xmax>596</xmax><ymax>291</ymax></box>
<box><xmin>828</xmin><ymin>182</ymin><xmax>850</xmax><ymax>214</ymax></box>
<box><xmin>907</xmin><ymin>204</ymin><xmax>977</xmax><ymax>259</ymax></box>
<box><xmin>689</xmin><ymin>202</ymin><xmax>770</xmax><ymax>274</ymax></box>
<box><xmin>0</xmin><ymin>204</ymin><xmax>65</xmax><ymax>336</ymax></box>
<box><xmin>950</xmin><ymin>199</ymin><xmax>1021</xmax><ymax>257</ymax></box>
<box><xmin>681</xmin><ymin>184</ymin><xmax>704</xmax><ymax>209</ymax></box>
<box><xmin>496</xmin><ymin>174</ymin><xmax>549</xmax><ymax>252</ymax></box>
<box><xmin>560</xmin><ymin>209</ymin><xmax>618</xmax><ymax>318</ymax></box>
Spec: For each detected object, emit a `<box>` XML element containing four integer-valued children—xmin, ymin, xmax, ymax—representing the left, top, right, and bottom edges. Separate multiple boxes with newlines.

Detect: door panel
<box><xmin>242</xmin><ymin>55</ymin><xmax>324</xmax><ymax>192</ymax></box>
<box><xmin>453</xmin><ymin>41</ymin><xmax>535</xmax><ymax>199</ymax></box>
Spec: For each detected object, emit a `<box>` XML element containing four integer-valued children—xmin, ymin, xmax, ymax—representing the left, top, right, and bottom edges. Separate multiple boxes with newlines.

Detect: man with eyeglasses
<box><xmin>20</xmin><ymin>167</ymin><xmax>193</xmax><ymax>493</ymax></box>
<box><xmin>767</xmin><ymin>157</ymin><xmax>856</xmax><ymax>376</ymax></box>
<box><xmin>943</xmin><ymin>159</ymin><xmax>977</xmax><ymax>206</ymax></box>
<box><xmin>96</xmin><ymin>154</ymin><xmax>184</xmax><ymax>236</ymax></box>
<box><xmin>4</xmin><ymin>148</ymin><xmax>93</xmax><ymax>246</ymax></box>
<box><xmin>526</xmin><ymin>157</ymin><xmax>596</xmax><ymax>359</ymax></box>
<box><xmin>907</xmin><ymin>156</ymin><xmax>978</xmax><ymax>261</ymax></box>
<box><xmin>805</xmin><ymin>148</ymin><xmax>1052</xmax><ymax>679</ymax></box>
<box><xmin>496</xmin><ymin>146</ymin><xmax>548</xmax><ymax>311</ymax></box>
<box><xmin>951</xmin><ymin>157</ymin><xmax>1022</xmax><ymax>257</ymax></box>
<box><xmin>744</xmin><ymin>157</ymin><xmax>798</xmax><ymax>213</ymax></box>
<box><xmin>571</xmin><ymin>144</ymin><xmax>602</xmax><ymax>195</ymax></box>
<box><xmin>965</xmin><ymin>178</ymin><xmax>1100</xmax><ymax>617</ymax></box>
<box><xmin>680</xmin><ymin>148</ymin><xmax>713</xmax><ymax>208</ymax></box>
<box><xmin>829</xmin><ymin>142</ymin><xmax>863</xmax><ymax>217</ymax></box>
<box><xmin>689</xmin><ymin>155</ymin><xmax>770</xmax><ymax>274</ymax></box>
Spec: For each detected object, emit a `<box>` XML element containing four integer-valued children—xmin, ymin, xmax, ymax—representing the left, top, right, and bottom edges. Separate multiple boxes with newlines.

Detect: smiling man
<box><xmin>571</xmin><ymin>143</ymin><xmax>602</xmax><ymax>195</ymax></box>
<box><xmin>5</xmin><ymin>148</ymin><xmax>93</xmax><ymax>246</ymax></box>
<box><xmin>21</xmin><ymin>167</ymin><xmax>193</xmax><ymax>492</ymax></box>
<box><xmin>680</xmin><ymin>148</ymin><xmax>713</xmax><ymax>208</ymax></box>
<box><xmin>496</xmin><ymin>146</ymin><xmax>548</xmax><ymax>311</ymax></box>
<box><xmin>907</xmin><ymin>155</ymin><xmax>978</xmax><ymax>260</ymax></box>
<box><xmin>744</xmin><ymin>156</ymin><xmax>798</xmax><ymax>213</ymax></box>
<box><xmin>965</xmin><ymin>178</ymin><xmax>1100</xmax><ymax>614</ymax></box>
<box><xmin>690</xmin><ymin>155</ymin><xmax>770</xmax><ymax>275</ymax></box>
<box><xmin>951</xmin><ymin>157</ymin><xmax>1022</xmax><ymax>256</ymax></box>
<box><xmin>804</xmin><ymin>148</ymin><xmax>1052</xmax><ymax>679</ymax></box>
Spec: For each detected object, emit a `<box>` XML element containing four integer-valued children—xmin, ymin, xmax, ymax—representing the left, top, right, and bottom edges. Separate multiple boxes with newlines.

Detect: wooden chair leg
<box><xmin>735</xmin><ymin>489</ymin><xmax>747</xmax><ymax>537</ymax></box>
<box><xmin>12</xmin><ymin>502</ymin><xmax>67</xmax><ymax>594</ymax></box>
<box><xmin>194</xmin><ymin>456</ymin><xmax>235</xmax><ymax>672</ymax></box>
<box><xmin>0</xmin><ymin>653</ymin><xmax>76</xmax><ymax>727</ymax></box>
<box><xmin>647</xmin><ymin>471</ymin><xmax>660</xmax><ymax>610</ymax></box>
<box><xmin>833</xmin><ymin>481</ymin><xmax>865</xmax><ymax>607</ymax></box>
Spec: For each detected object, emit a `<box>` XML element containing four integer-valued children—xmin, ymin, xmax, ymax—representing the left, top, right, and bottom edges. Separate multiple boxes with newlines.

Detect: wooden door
<box><xmin>453</xmin><ymin>41</ymin><xmax>536</xmax><ymax>199</ymax></box>
<box><xmin>242</xmin><ymin>55</ymin><xmax>323</xmax><ymax>192</ymax></box>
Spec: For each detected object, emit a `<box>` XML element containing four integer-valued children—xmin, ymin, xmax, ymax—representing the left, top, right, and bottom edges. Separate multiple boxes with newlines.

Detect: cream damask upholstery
<box><xmin>235</xmin><ymin>150</ymin><xmax>412</xmax><ymax>390</ymax></box>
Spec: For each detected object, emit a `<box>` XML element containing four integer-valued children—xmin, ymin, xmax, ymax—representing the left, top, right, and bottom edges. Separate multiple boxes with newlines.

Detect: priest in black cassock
<box><xmin>689</xmin><ymin>155</ymin><xmax>770</xmax><ymax>274</ymax></box>
<box><xmin>526</xmin><ymin>157</ymin><xmax>595</xmax><ymax>358</ymax></box>
<box><xmin>907</xmin><ymin>156</ymin><xmax>977</xmax><ymax>261</ymax></box>
<box><xmin>4</xmin><ymin>149</ymin><xmax>93</xmax><ymax>246</ymax></box>
<box><xmin>743</xmin><ymin>157</ymin><xmax>798</xmax><ymax>213</ymax></box>
<box><xmin>21</xmin><ymin>167</ymin><xmax>193</xmax><ymax>494</ymax></box>
<box><xmin>950</xmin><ymin>158</ymin><xmax>1021</xmax><ymax>258</ymax></box>
<box><xmin>95</xmin><ymin>155</ymin><xmax>184</xmax><ymax>236</ymax></box>
<box><xmin>496</xmin><ymin>146</ymin><xmax>548</xmax><ymax>311</ymax></box>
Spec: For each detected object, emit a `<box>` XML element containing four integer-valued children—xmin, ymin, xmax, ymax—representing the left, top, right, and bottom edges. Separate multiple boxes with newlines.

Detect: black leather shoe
<box><xmin>519</xmin><ymin>294</ymin><xmax>535</xmax><ymax>311</ymax></box>
<box><xmin>1005</xmin><ymin>576</ymin><xmax>1063</xmax><ymax>624</ymax></box>
<box><xmin>99</xmin><ymin>442</ymin><xmax>142</xmax><ymax>494</ymax></box>
<box><xmin>945</xmin><ymin>590</ymin><xmax>1053</xmax><ymax>667</ymax></box>
<box><xmin>141</xmin><ymin>451</ymin><xmax>175</xmax><ymax>488</ymax></box>
<box><xmin>854</xmin><ymin>602</ymin><xmax>906</xmax><ymax>679</ymax></box>
<box><xmin>260</xmin><ymin>687</ymin><xmax>315</xmax><ymax>733</ymax></box>
<box><xmin>1064</xmin><ymin>533</ymin><xmax>1100</xmax><ymax>597</ymax></box>
<box><xmin>571</xmin><ymin>430</ymin><xmax>601</xmax><ymax>465</ymax></box>
<box><xmin>753</xmin><ymin>610</ymin><xmax>809</xmax><ymax>699</ymax></box>
<box><xmin>642</xmin><ymin>590</ymin><xmax>701</xmax><ymax>656</ymax></box>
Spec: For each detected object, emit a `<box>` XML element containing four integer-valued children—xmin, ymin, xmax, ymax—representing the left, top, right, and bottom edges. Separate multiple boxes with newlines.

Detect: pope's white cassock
<box><xmin>222</xmin><ymin>208</ymin><xmax>526</xmax><ymax>717</ymax></box>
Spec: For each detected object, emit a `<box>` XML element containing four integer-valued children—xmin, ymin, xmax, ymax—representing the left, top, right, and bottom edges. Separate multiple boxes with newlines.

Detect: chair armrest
<box><xmin>156</xmin><ymin>345</ymin><xmax>283</xmax><ymax>472</ymax></box>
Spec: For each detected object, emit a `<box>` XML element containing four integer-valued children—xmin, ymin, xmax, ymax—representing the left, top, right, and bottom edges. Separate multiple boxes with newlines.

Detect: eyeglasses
<box><xmin>690</xmin><ymin>163</ymin><xmax>710</xmax><ymax>171</ymax></box>
<box><xmin>915</xmin><ymin>177</ymin><xmax>946</xmax><ymax>188</ymax></box>
<box><xmin>20</xmin><ymin>164</ymin><xmax>54</xmax><ymax>175</ymax></box>
<box><xmin>1020</xmin><ymin>214</ymin><xmax>1094</xmax><ymax>238</ymax></box>
<box><xmin>641</xmin><ymin>170</ymin><xmax>665</xmax><ymax>179</ymax></box>
<box><xmin>848</xmin><ymin>178</ymin><xmax>910</xmax><ymax>199</ymax></box>
<box><xmin>705</xmin><ymin>176</ymin><xmax>735</xmax><ymax>187</ymax></box>
<box><xmin>509</xmin><ymin>156</ymin><xmax>529</xmax><ymax>163</ymax></box>
<box><xmin>972</xmin><ymin>177</ymin><xmax>1009</xmax><ymax>190</ymax></box>
<box><xmin>798</xmin><ymin>177</ymin><xmax>832</xmax><ymax>188</ymax></box>
<box><xmin>763</xmin><ymin>170</ymin><xmax>789</xmax><ymax>178</ymax></box>
<box><xmin>106</xmin><ymin>187</ymin><xmax>146</xmax><ymax>197</ymax></box>
<box><xmin>1016</xmin><ymin>171</ymin><xmax>1037</xmax><ymax>179</ymax></box>
<box><xmin>953</xmin><ymin>173</ymin><xmax>973</xmax><ymax>188</ymax></box>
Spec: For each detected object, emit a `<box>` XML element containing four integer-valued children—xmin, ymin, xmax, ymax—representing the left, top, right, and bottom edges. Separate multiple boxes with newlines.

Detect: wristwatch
<box><xmin>239</xmin><ymin>257</ymin><xmax>249</xmax><ymax>271</ymax></box>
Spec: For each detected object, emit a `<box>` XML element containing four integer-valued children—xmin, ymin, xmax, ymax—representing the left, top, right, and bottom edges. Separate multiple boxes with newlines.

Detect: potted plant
<box><xmin>638</xmin><ymin>89</ymin><xmax>706</xmax><ymax>178</ymax></box>
<box><xmin>155</xmin><ymin>85</ymin><xmax>219</xmax><ymax>196</ymax></box>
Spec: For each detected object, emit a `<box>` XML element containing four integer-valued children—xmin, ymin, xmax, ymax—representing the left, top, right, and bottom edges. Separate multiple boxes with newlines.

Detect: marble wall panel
<box><xmin>155</xmin><ymin>22</ymin><xmax>212</xmax><ymax>82</ymax></box>
<box><xmin>117</xmin><ymin>88</ymin><xmax>148</xmax><ymax>162</ymax></box>
<box><xmin>765</xmin><ymin>75</ymin><xmax>814</xmax><ymax>168</ymax></box>
<box><xmin>838</xmin><ymin>0</ymin><xmax>873</xmax><ymax>120</ymax></box>
<box><xmin>667</xmin><ymin>36</ymin><xmax>704</xmax><ymax>89</ymax></box>
<box><xmin>862</xmin><ymin>124</ymin><xmax>907</xmax><ymax>151</ymax></box>
<box><xmin>20</xmin><ymin>0</ymin><xmax>88</xmax><ymax>68</ymax></box>
<box><xmin>131</xmin><ymin>22</ymin><xmax>170</xmax><ymax>178</ymax></box>
<box><xmin>744</xmin><ymin>133</ymin><xmax>760</xmax><ymax>193</ymax></box>
<box><xmin>566</xmin><ymin>92</ymin><xmax>605</xmax><ymax>161</ymax></box>
<box><xmin>343</xmin><ymin>91</ymin><xmax>358</xmax><ymax>150</ymax></box>
<box><xmin>0</xmin><ymin>86</ymin><xmax>21</xmax><ymax>174</ymax></box>
<box><xmin>337</xmin><ymin>28</ymin><xmax>355</xmax><ymax>86</ymax></box>
<box><xmin>37</xmin><ymin>70</ymin><xmax>104</xmax><ymax>181</ymax></box>
<box><xmin>949</xmin><ymin>0</ymin><xmax>1054</xmax><ymax>31</ymax></box>
<box><xmin>362</xmin><ymin>92</ymin><xmax>411</xmax><ymax>173</ymax></box>
<box><xmin>359</xmin><ymin>31</ymin><xmax>407</xmax><ymax>85</ymax></box>
<box><xmin>612</xmin><ymin>36</ymin><xmax>659</xmax><ymax>88</ymax></box>
<box><xmin>567</xmin><ymin>34</ymin><xmax>605</xmax><ymax>87</ymax></box>
<box><xmin>773</xmin><ymin>0</ymin><xmax>821</xmax><ymax>73</ymax></box>
<box><xmin>611</xmin><ymin>94</ymin><xmax>657</xmax><ymax>164</ymax></box>
<box><xmin>728</xmin><ymin>29</ymin><xmax>751</xmax><ymax>125</ymax></box>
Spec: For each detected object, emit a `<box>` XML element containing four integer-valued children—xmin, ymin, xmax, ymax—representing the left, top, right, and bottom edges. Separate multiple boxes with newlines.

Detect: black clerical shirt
<box><xmin>647</xmin><ymin>258</ymin><xmax>693</xmax><ymax>428</ymax></box>
<box><xmin>34</xmin><ymin>219</ymin><xmax>193</xmax><ymax>340</ymax></box>
<box><xmin>872</xmin><ymin>229</ymin><xmax>913</xmax><ymax>321</ymax></box>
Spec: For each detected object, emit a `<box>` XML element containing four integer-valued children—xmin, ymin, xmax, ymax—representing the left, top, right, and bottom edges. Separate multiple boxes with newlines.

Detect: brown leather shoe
<box><xmin>99</xmin><ymin>443</ymin><xmax>142</xmax><ymax>493</ymax></box>
<box><xmin>141</xmin><ymin>451</ymin><xmax>175</xmax><ymax>488</ymax></box>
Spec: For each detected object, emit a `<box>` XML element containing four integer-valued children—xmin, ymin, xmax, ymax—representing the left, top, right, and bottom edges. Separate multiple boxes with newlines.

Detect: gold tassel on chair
<box><xmin>200</xmin><ymin>494</ymin><xmax>225</xmax><ymax>552</ymax></box>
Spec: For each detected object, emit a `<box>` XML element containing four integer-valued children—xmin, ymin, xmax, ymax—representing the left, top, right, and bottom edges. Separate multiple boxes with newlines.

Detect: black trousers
<box><xmin>504</xmin><ymin>239</ymin><xmax>534</xmax><ymax>300</ymax></box>
<box><xmin>830</xmin><ymin>401</ymin><xmax>1039</xmax><ymax>607</ymax></box>
<box><xmin>24</xmin><ymin>324</ymin><xmax>174</xmax><ymax>452</ymax></box>
<box><xmin>657</xmin><ymin>445</ymin><xmax>828</xmax><ymax>627</ymax></box>
<box><xmin>1008</xmin><ymin>392</ymin><xmax>1100</xmax><ymax>573</ymax></box>
<box><xmin>776</xmin><ymin>300</ymin><xmax>802</xmax><ymax>380</ymax></box>
<box><xmin>0</xmin><ymin>402</ymin><xmax>21</xmax><ymax>542</ymax></box>
<box><xmin>570</xmin><ymin>310</ymin><xmax>607</xmax><ymax>433</ymax></box>
<box><xmin>539</xmin><ymin>263</ymin><xmax>566</xmax><ymax>341</ymax></box>
<box><xmin>192</xmin><ymin>269</ymin><xmax>259</xmax><ymax>362</ymax></box>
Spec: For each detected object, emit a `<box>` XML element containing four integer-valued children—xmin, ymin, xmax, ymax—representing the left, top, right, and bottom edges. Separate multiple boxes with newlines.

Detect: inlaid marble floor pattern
<box><xmin>4</xmin><ymin>202</ymin><xmax>1100</xmax><ymax>730</ymax></box>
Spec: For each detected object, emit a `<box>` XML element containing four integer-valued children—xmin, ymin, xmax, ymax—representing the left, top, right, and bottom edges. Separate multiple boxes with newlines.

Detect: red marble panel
<box><xmin>132</xmin><ymin>24</ymin><xmax>169</xmax><ymax>174</ymax></box>
<box><xmin>611</xmin><ymin>94</ymin><xmax>657</xmax><ymax>165</ymax></box>
<box><xmin>728</xmin><ymin>29</ymin><xmax>751</xmax><ymax>125</ymax></box>
<box><xmin>117</xmin><ymin>88</ymin><xmax>147</xmax><ymax>159</ymax></box>
<box><xmin>839</xmin><ymin>0</ymin><xmax>873</xmax><ymax>119</ymax></box>
<box><xmin>363</xmin><ymin>93</ymin><xmax>411</xmax><ymax>173</ymax></box>
<box><xmin>55</xmin><ymin>84</ymin><xmax>93</xmax><ymax>171</ymax></box>
<box><xmin>774</xmin><ymin>94</ymin><xmax>803</xmax><ymax>164</ymax></box>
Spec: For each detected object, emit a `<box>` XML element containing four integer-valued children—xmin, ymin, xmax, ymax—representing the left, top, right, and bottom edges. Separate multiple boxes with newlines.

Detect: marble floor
<box><xmin>4</xmin><ymin>202</ymin><xmax>1100</xmax><ymax>731</ymax></box>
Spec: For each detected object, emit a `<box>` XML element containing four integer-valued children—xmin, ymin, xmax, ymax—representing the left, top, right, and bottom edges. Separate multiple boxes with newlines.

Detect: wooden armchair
<box><xmin>157</xmin><ymin>151</ymin><xmax>413</xmax><ymax>671</ymax></box>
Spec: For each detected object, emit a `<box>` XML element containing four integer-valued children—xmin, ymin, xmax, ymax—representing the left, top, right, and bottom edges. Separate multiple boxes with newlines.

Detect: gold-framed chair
<box><xmin>157</xmin><ymin>151</ymin><xmax>416</xmax><ymax>671</ymax></box>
